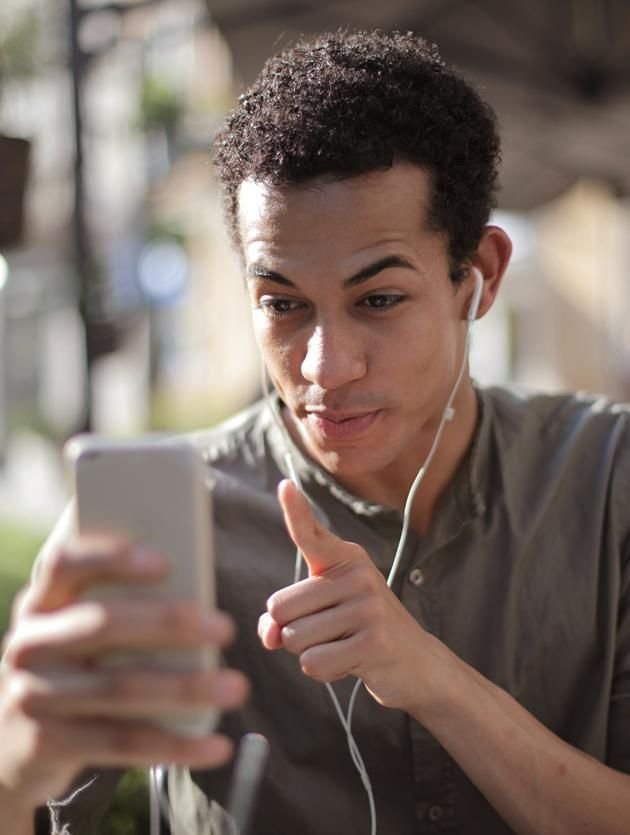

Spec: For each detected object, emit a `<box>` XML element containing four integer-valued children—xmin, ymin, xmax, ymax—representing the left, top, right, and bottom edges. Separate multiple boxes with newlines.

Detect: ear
<box><xmin>466</xmin><ymin>226</ymin><xmax>512</xmax><ymax>320</ymax></box>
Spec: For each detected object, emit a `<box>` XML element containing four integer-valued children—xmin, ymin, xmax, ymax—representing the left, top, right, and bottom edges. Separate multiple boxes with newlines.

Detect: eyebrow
<box><xmin>247</xmin><ymin>254</ymin><xmax>416</xmax><ymax>288</ymax></box>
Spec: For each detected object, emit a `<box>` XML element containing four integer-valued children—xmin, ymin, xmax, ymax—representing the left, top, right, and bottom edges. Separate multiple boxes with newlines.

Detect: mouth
<box><xmin>303</xmin><ymin>409</ymin><xmax>383</xmax><ymax>441</ymax></box>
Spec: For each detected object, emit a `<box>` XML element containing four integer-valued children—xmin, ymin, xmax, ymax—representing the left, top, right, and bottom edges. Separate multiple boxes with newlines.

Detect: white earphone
<box><xmin>468</xmin><ymin>267</ymin><xmax>484</xmax><ymax>323</ymax></box>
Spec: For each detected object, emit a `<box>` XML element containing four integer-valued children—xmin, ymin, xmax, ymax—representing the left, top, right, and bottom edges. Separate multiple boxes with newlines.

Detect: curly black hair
<box><xmin>213</xmin><ymin>30</ymin><xmax>500</xmax><ymax>283</ymax></box>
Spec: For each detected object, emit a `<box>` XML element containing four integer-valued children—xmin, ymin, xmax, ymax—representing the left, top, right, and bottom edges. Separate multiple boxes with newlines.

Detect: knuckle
<box><xmin>3</xmin><ymin>633</ymin><xmax>33</xmax><ymax>670</ymax></box>
<box><xmin>8</xmin><ymin>587</ymin><xmax>29</xmax><ymax>625</ymax></box>
<box><xmin>84</xmin><ymin>603</ymin><xmax>114</xmax><ymax>641</ymax></box>
<box><xmin>346</xmin><ymin>542</ymin><xmax>366</xmax><ymax>561</ymax></box>
<box><xmin>364</xmin><ymin>624</ymin><xmax>390</xmax><ymax>656</ymax></box>
<box><xmin>280</xmin><ymin>625</ymin><xmax>301</xmax><ymax>654</ymax></box>
<box><xmin>366</xmin><ymin>593</ymin><xmax>387</xmax><ymax>619</ymax></box>
<box><xmin>6</xmin><ymin>671</ymin><xmax>38</xmax><ymax>715</ymax></box>
<box><xmin>43</xmin><ymin>545</ymin><xmax>71</xmax><ymax>586</ymax></box>
<box><xmin>266</xmin><ymin>594</ymin><xmax>285</xmax><ymax>624</ymax></box>
<box><xmin>351</xmin><ymin>595</ymin><xmax>378</xmax><ymax>625</ymax></box>
<box><xmin>349</xmin><ymin>562</ymin><xmax>378</xmax><ymax>594</ymax></box>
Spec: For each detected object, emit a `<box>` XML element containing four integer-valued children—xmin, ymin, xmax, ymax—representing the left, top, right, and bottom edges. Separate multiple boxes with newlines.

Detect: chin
<box><xmin>310</xmin><ymin>443</ymin><xmax>392</xmax><ymax>480</ymax></box>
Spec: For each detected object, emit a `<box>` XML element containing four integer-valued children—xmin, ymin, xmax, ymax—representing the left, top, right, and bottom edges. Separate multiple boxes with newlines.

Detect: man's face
<box><xmin>238</xmin><ymin>162</ymin><xmax>472</xmax><ymax>491</ymax></box>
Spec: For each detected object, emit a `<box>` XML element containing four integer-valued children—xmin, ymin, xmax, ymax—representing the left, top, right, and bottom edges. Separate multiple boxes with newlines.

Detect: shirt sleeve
<box><xmin>607</xmin><ymin>416</ymin><xmax>630</xmax><ymax>773</ymax></box>
<box><xmin>607</xmin><ymin>549</ymin><xmax>630</xmax><ymax>773</ymax></box>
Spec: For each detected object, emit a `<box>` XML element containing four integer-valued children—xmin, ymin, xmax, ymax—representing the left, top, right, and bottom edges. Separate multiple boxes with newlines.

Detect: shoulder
<box><xmin>478</xmin><ymin>386</ymin><xmax>630</xmax><ymax>542</ymax></box>
<box><xmin>185</xmin><ymin>398</ymin><xmax>271</xmax><ymax>468</ymax></box>
<box><xmin>183</xmin><ymin>398</ymin><xmax>283</xmax><ymax>500</ymax></box>
<box><xmin>481</xmin><ymin>384</ymin><xmax>630</xmax><ymax>449</ymax></box>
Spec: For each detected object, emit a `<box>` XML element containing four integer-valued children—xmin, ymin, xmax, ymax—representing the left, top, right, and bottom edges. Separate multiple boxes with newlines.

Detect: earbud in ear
<box><xmin>467</xmin><ymin>268</ymin><xmax>484</xmax><ymax>323</ymax></box>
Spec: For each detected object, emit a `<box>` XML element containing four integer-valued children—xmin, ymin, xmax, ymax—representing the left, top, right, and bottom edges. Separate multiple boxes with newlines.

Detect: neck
<box><xmin>282</xmin><ymin>377</ymin><xmax>479</xmax><ymax>537</ymax></box>
<box><xmin>409</xmin><ymin>380</ymin><xmax>479</xmax><ymax>535</ymax></box>
<box><xmin>345</xmin><ymin>380</ymin><xmax>479</xmax><ymax>535</ymax></box>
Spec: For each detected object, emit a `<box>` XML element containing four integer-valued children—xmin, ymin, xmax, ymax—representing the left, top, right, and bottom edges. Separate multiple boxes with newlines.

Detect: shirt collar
<box><xmin>263</xmin><ymin>387</ymin><xmax>491</xmax><ymax>539</ymax></box>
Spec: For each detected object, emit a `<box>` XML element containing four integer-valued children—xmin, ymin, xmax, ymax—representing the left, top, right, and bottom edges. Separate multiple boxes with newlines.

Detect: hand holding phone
<box><xmin>65</xmin><ymin>434</ymin><xmax>218</xmax><ymax>736</ymax></box>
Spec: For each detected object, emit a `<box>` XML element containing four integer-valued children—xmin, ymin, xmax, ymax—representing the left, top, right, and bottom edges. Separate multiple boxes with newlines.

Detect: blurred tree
<box><xmin>97</xmin><ymin>770</ymin><xmax>151</xmax><ymax>835</ymax></box>
<box><xmin>140</xmin><ymin>76</ymin><xmax>184</xmax><ymax>135</ymax></box>
<box><xmin>0</xmin><ymin>517</ymin><xmax>44</xmax><ymax>635</ymax></box>
<box><xmin>0</xmin><ymin>5</ymin><xmax>40</xmax><ymax>82</ymax></box>
<box><xmin>0</xmin><ymin>4</ymin><xmax>40</xmax><ymax>249</ymax></box>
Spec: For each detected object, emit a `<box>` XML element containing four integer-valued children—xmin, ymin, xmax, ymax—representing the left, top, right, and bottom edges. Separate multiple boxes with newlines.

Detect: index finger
<box><xmin>22</xmin><ymin>535</ymin><xmax>167</xmax><ymax>616</ymax></box>
<box><xmin>278</xmin><ymin>480</ymin><xmax>366</xmax><ymax>576</ymax></box>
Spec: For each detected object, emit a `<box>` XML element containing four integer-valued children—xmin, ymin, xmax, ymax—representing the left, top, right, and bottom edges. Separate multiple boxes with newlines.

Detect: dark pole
<box><xmin>68</xmin><ymin>0</ymin><xmax>93</xmax><ymax>432</ymax></box>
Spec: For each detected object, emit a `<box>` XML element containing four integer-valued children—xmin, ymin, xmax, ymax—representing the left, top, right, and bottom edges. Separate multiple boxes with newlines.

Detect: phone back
<box><xmin>66</xmin><ymin>435</ymin><xmax>217</xmax><ymax>734</ymax></box>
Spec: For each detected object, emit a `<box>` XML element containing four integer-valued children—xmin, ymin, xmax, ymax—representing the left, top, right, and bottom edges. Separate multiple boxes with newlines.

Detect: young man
<box><xmin>1</xmin><ymin>30</ymin><xmax>629</xmax><ymax>835</ymax></box>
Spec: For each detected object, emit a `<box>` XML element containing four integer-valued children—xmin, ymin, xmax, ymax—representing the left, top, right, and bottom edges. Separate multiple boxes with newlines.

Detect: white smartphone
<box><xmin>64</xmin><ymin>434</ymin><xmax>218</xmax><ymax>736</ymax></box>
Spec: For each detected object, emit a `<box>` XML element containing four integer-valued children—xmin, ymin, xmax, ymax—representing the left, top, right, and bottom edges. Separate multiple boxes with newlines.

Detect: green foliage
<box><xmin>146</xmin><ymin>220</ymin><xmax>187</xmax><ymax>248</ymax></box>
<box><xmin>0</xmin><ymin>517</ymin><xmax>45</xmax><ymax>635</ymax></box>
<box><xmin>149</xmin><ymin>388</ymin><xmax>234</xmax><ymax>433</ymax></box>
<box><xmin>140</xmin><ymin>77</ymin><xmax>183</xmax><ymax>133</ymax></box>
<box><xmin>0</xmin><ymin>6</ymin><xmax>40</xmax><ymax>86</ymax></box>
<box><xmin>97</xmin><ymin>769</ymin><xmax>151</xmax><ymax>835</ymax></box>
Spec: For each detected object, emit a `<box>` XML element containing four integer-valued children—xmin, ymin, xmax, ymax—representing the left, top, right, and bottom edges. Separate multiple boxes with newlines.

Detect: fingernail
<box><xmin>257</xmin><ymin>613</ymin><xmax>268</xmax><ymax>639</ymax></box>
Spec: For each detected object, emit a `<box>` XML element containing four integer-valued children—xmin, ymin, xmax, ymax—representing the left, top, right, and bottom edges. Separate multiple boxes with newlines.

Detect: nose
<box><xmin>300</xmin><ymin>323</ymin><xmax>367</xmax><ymax>390</ymax></box>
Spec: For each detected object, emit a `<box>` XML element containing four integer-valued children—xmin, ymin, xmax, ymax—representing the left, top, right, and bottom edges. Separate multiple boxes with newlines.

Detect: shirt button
<box><xmin>428</xmin><ymin>805</ymin><xmax>443</xmax><ymax>822</ymax></box>
<box><xmin>408</xmin><ymin>567</ymin><xmax>425</xmax><ymax>587</ymax></box>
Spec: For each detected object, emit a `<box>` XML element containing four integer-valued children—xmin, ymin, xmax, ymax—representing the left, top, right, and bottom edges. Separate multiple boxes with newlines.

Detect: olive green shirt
<box><xmin>42</xmin><ymin>386</ymin><xmax>630</xmax><ymax>834</ymax></box>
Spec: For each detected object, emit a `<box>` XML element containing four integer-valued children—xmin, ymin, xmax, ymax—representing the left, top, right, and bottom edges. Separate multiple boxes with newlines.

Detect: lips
<box><xmin>304</xmin><ymin>409</ymin><xmax>382</xmax><ymax>440</ymax></box>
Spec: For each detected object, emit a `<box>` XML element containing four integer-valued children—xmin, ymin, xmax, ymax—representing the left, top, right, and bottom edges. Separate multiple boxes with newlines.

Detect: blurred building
<box><xmin>0</xmin><ymin>0</ymin><xmax>261</xmax><ymax>524</ymax></box>
<box><xmin>473</xmin><ymin>183</ymin><xmax>630</xmax><ymax>402</ymax></box>
<box><xmin>1</xmin><ymin>1</ymin><xmax>259</xmax><ymax>435</ymax></box>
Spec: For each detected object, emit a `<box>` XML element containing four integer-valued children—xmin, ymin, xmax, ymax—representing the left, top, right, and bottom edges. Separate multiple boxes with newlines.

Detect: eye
<box><xmin>257</xmin><ymin>296</ymin><xmax>306</xmax><ymax>319</ymax></box>
<box><xmin>359</xmin><ymin>293</ymin><xmax>406</xmax><ymax>311</ymax></box>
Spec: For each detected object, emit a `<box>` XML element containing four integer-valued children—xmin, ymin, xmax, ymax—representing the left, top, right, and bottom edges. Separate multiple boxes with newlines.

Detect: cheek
<box><xmin>253</xmin><ymin>318</ymin><xmax>300</xmax><ymax>380</ymax></box>
<box><xmin>420</xmin><ymin>321</ymin><xmax>465</xmax><ymax>395</ymax></box>
<box><xmin>389</xmin><ymin>313</ymin><xmax>459</xmax><ymax>397</ymax></box>
<box><xmin>393</xmin><ymin>315</ymin><xmax>442</xmax><ymax>372</ymax></box>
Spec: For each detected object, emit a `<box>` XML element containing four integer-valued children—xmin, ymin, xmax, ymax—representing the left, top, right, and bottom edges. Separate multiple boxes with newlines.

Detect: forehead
<box><xmin>237</xmin><ymin>163</ymin><xmax>438</xmax><ymax>262</ymax></box>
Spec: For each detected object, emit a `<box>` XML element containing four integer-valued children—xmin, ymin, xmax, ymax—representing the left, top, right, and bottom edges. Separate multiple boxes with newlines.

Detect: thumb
<box><xmin>278</xmin><ymin>479</ymin><xmax>362</xmax><ymax>576</ymax></box>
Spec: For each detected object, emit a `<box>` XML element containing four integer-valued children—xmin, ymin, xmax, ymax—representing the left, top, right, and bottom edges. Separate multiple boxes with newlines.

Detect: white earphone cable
<box><xmin>261</xmin><ymin>269</ymin><xmax>482</xmax><ymax>835</ymax></box>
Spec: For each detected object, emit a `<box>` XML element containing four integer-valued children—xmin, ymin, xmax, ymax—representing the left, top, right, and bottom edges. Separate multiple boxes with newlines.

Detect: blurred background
<box><xmin>1</xmin><ymin>1</ymin><xmax>629</xmax><ymax>829</ymax></box>
<box><xmin>1</xmin><ymin>0</ymin><xmax>630</xmax><ymax>794</ymax></box>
